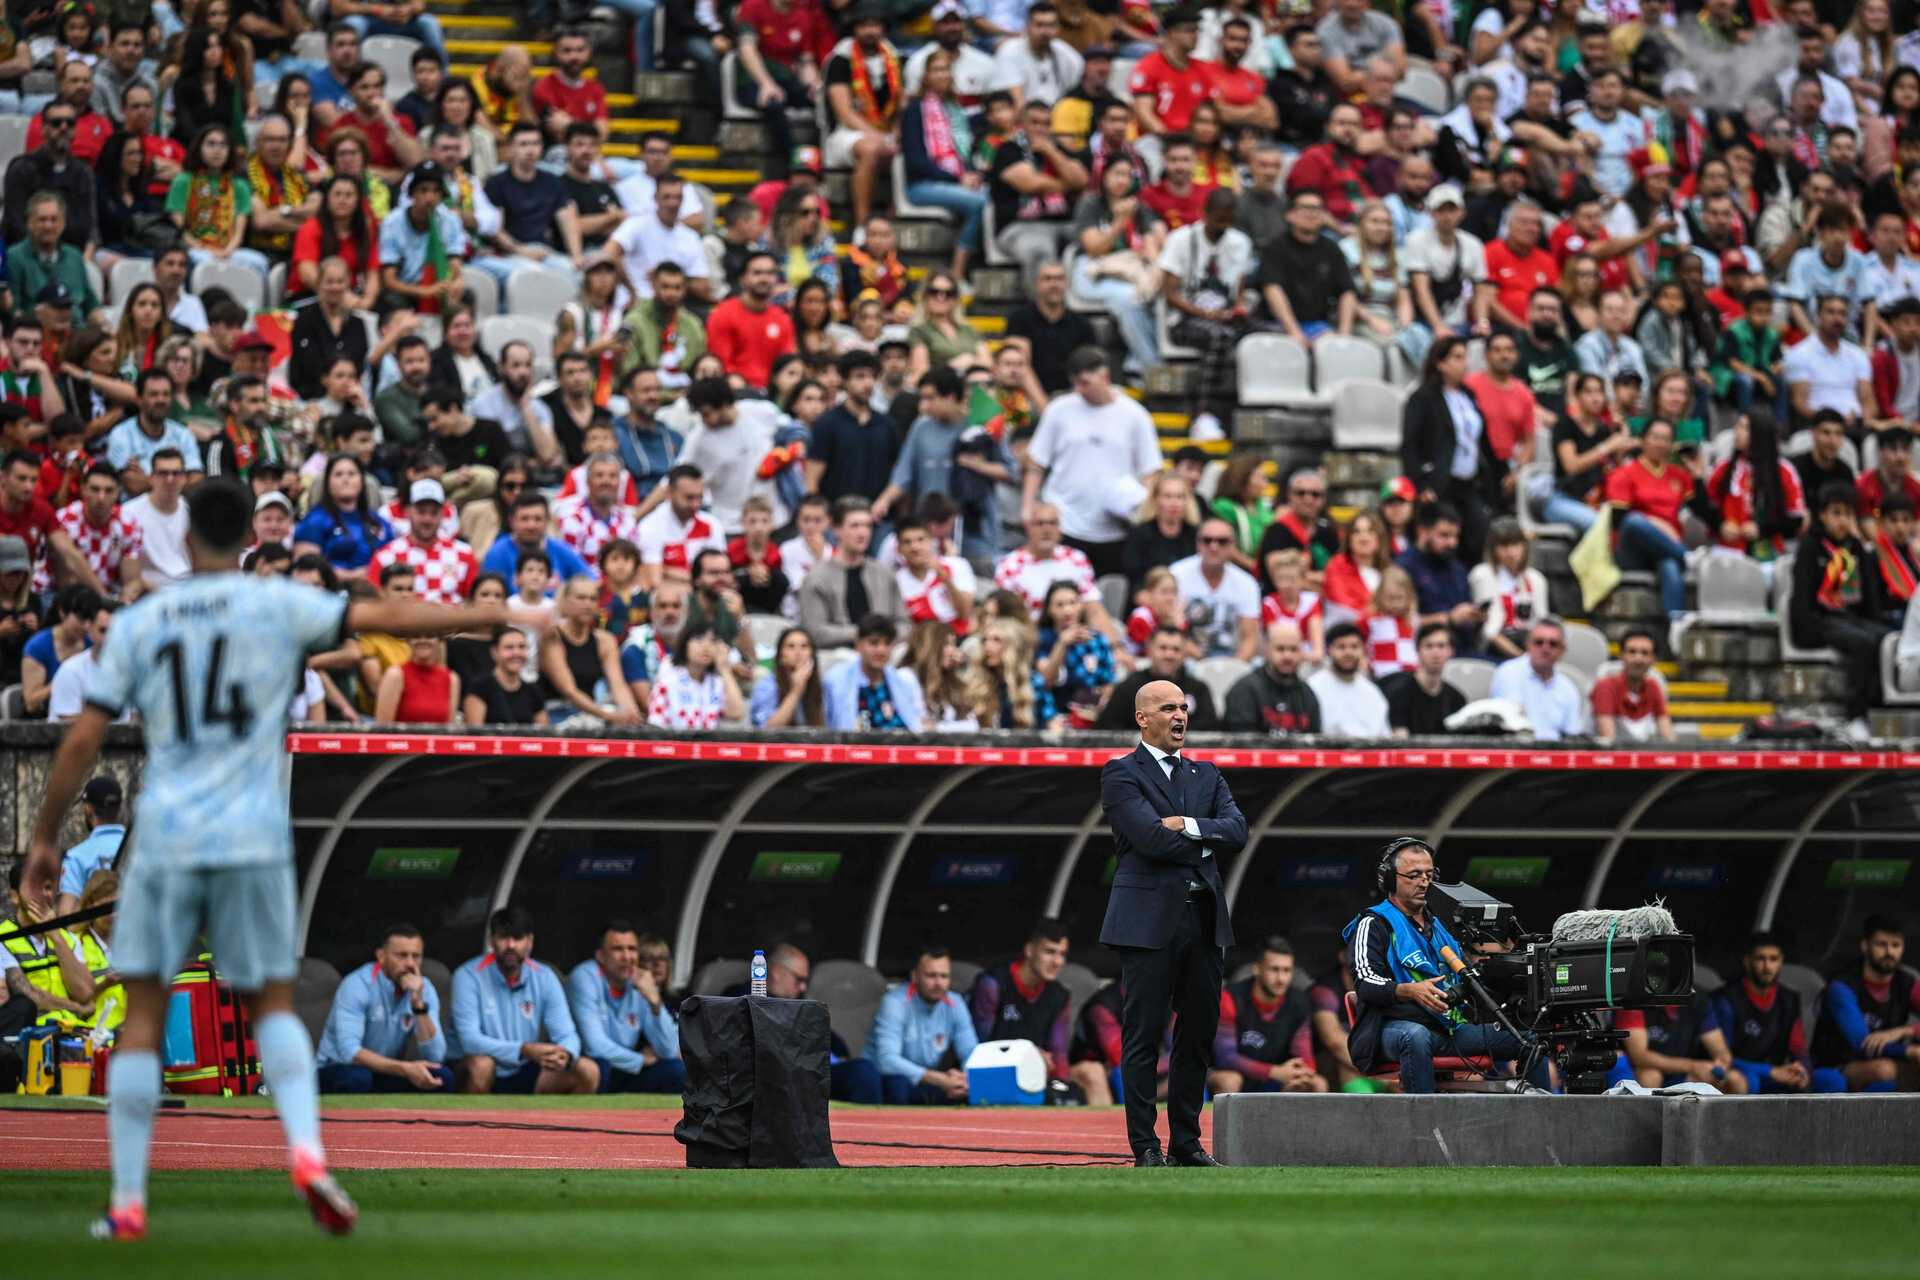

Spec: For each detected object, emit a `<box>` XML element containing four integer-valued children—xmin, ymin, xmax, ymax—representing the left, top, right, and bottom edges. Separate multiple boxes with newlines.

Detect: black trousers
<box><xmin>1062</xmin><ymin>534</ymin><xmax>1126</xmax><ymax>580</ymax></box>
<box><xmin>1817</xmin><ymin>614</ymin><xmax>1892</xmax><ymax>718</ymax></box>
<box><xmin>1116</xmin><ymin>891</ymin><xmax>1225</xmax><ymax>1157</ymax></box>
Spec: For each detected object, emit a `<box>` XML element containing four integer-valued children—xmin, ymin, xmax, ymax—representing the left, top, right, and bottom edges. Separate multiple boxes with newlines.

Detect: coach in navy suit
<box><xmin>1100</xmin><ymin>679</ymin><xmax>1245</xmax><ymax>1166</ymax></box>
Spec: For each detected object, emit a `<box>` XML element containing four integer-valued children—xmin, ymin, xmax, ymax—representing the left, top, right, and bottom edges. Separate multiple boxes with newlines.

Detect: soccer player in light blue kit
<box><xmin>22</xmin><ymin>479</ymin><xmax>526</xmax><ymax>1243</ymax></box>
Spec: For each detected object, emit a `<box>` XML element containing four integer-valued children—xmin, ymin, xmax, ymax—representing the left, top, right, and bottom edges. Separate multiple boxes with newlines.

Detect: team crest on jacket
<box><xmin>627</xmin><ymin>1012</ymin><xmax>639</xmax><ymax>1029</ymax></box>
<box><xmin>932</xmin><ymin>1033</ymin><xmax>947</xmax><ymax>1050</ymax></box>
<box><xmin>1239</xmin><ymin>1029</ymin><xmax>1267</xmax><ymax>1051</ymax></box>
<box><xmin>521</xmin><ymin>1000</ymin><xmax>535</xmax><ymax>1019</ymax></box>
<box><xmin>1003</xmin><ymin>1007</ymin><xmax>1022</xmax><ymax>1022</ymax></box>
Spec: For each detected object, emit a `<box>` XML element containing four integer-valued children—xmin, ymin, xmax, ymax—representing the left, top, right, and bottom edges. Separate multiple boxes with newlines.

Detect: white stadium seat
<box><xmin>1313</xmin><ymin>334</ymin><xmax>1388</xmax><ymax>389</ymax></box>
<box><xmin>190</xmin><ymin>258</ymin><xmax>266</xmax><ymax>314</ymax></box>
<box><xmin>1235</xmin><ymin>333</ymin><xmax>1321</xmax><ymax>407</ymax></box>
<box><xmin>1329</xmin><ymin>378</ymin><xmax>1405</xmax><ymax>452</ymax></box>
<box><xmin>502</xmin><ymin>266</ymin><xmax>577</xmax><ymax>326</ymax></box>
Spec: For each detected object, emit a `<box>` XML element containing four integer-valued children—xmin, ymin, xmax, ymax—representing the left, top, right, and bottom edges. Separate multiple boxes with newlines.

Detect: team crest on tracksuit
<box><xmin>932</xmin><ymin>1033</ymin><xmax>947</xmax><ymax>1050</ymax></box>
<box><xmin>627</xmin><ymin>1012</ymin><xmax>639</xmax><ymax>1029</ymax></box>
<box><xmin>1239</xmin><ymin>1029</ymin><xmax>1267</xmax><ymax>1051</ymax></box>
<box><xmin>521</xmin><ymin>1000</ymin><xmax>535</xmax><ymax>1019</ymax></box>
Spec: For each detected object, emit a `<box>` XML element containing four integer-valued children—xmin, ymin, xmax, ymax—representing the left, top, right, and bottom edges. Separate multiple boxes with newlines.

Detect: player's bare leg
<box><xmin>245</xmin><ymin>981</ymin><xmax>356</xmax><ymax>1235</ymax></box>
<box><xmin>92</xmin><ymin>978</ymin><xmax>168</xmax><ymax>1241</ymax></box>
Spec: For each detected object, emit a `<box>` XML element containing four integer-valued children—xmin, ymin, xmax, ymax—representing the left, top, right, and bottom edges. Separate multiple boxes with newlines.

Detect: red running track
<box><xmin>0</xmin><ymin>1104</ymin><xmax>1210</xmax><ymax>1170</ymax></box>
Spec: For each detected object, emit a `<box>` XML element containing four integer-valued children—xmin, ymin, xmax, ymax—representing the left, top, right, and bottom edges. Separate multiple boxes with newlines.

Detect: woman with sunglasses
<box><xmin>906</xmin><ymin>272</ymin><xmax>989</xmax><ymax>382</ymax></box>
<box><xmin>459</xmin><ymin>454</ymin><xmax>529</xmax><ymax>553</ymax></box>
<box><xmin>1557</xmin><ymin>252</ymin><xmax>1602</xmax><ymax>338</ymax></box>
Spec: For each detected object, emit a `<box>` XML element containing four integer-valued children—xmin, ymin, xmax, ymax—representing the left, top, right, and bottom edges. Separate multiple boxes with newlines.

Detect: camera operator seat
<box><xmin>1343</xmin><ymin>991</ymin><xmax>1494</xmax><ymax>1091</ymax></box>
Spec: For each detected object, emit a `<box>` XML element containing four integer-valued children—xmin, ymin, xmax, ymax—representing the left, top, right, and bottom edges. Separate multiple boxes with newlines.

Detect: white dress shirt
<box><xmin>1140</xmin><ymin>739</ymin><xmax>1206</xmax><ymax>851</ymax></box>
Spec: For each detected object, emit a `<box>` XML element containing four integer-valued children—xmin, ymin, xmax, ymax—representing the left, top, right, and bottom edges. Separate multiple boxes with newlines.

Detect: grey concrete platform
<box><xmin>1212</xmin><ymin>1092</ymin><xmax>1920</xmax><ymax>1167</ymax></box>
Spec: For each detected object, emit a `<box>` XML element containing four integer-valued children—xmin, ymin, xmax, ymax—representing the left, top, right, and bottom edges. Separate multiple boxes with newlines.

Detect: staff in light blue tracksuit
<box><xmin>567</xmin><ymin>919</ymin><xmax>685</xmax><ymax>1094</ymax></box>
<box><xmin>448</xmin><ymin>906</ymin><xmax>600</xmax><ymax>1095</ymax></box>
<box><xmin>315</xmin><ymin>923</ymin><xmax>454</xmax><ymax>1093</ymax></box>
<box><xmin>862</xmin><ymin>946</ymin><xmax>978</xmax><ymax>1104</ymax></box>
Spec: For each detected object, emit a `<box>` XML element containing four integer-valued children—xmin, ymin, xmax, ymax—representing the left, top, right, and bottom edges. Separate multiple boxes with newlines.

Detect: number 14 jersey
<box><xmin>87</xmin><ymin>573</ymin><xmax>349</xmax><ymax>870</ymax></box>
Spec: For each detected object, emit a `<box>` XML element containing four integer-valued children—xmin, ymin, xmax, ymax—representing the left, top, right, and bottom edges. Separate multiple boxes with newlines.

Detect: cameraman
<box><xmin>1342</xmin><ymin>839</ymin><xmax>1552</xmax><ymax>1093</ymax></box>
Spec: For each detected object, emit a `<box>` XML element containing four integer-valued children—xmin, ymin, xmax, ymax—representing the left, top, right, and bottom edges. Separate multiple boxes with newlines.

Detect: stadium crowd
<box><xmin>8</xmin><ymin>813</ymin><xmax>1918</xmax><ymax>1096</ymax></box>
<box><xmin>5</xmin><ymin>4</ymin><xmax>1920</xmax><ymax>738</ymax></box>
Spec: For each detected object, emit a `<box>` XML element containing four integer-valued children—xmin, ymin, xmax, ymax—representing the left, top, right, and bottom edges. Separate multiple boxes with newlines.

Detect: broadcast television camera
<box><xmin>1425</xmin><ymin>882</ymin><xmax>1696</xmax><ymax>1092</ymax></box>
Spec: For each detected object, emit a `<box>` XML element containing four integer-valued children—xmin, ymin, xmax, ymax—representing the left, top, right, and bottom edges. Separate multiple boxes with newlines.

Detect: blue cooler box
<box><xmin>965</xmin><ymin>1039</ymin><xmax>1047</xmax><ymax>1105</ymax></box>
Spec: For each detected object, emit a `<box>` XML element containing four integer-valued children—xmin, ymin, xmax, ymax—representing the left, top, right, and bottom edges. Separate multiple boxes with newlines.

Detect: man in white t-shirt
<box><xmin>894</xmin><ymin>515</ymin><xmax>977</xmax><ymax>635</ymax></box>
<box><xmin>1404</xmin><ymin>183</ymin><xmax>1489</xmax><ymax>343</ymax></box>
<box><xmin>634</xmin><ymin>463</ymin><xmax>726</xmax><ymax>589</ymax></box>
<box><xmin>906</xmin><ymin>2</ymin><xmax>1004</xmax><ymax>102</ymax></box>
<box><xmin>778</xmin><ymin>494</ymin><xmax>832</xmax><ymax>620</ymax></box>
<box><xmin>121</xmin><ymin>447</ymin><xmax>191</xmax><ymax>589</ymax></box>
<box><xmin>1786</xmin><ymin>295</ymin><xmax>1876</xmax><ymax>429</ymax></box>
<box><xmin>610</xmin><ymin>175</ymin><xmax>712</xmax><ymax>302</ymax></box>
<box><xmin>48</xmin><ymin>599</ymin><xmax>128</xmax><ymax>723</ymax></box>
<box><xmin>1307</xmin><ymin>622</ymin><xmax>1391</xmax><ymax>737</ymax></box>
<box><xmin>992</xmin><ymin>6</ymin><xmax>1084</xmax><ymax>109</ymax></box>
<box><xmin>674</xmin><ymin>378</ymin><xmax>785</xmax><ymax>534</ymax></box>
<box><xmin>1020</xmin><ymin>346</ymin><xmax>1162</xmax><ymax>577</ymax></box>
<box><xmin>1169</xmin><ymin>517</ymin><xmax>1261</xmax><ymax>661</ymax></box>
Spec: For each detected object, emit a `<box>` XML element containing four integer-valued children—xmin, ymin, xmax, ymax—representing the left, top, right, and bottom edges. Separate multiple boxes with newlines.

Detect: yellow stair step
<box><xmin>971</xmin><ymin>314</ymin><xmax>1006</xmax><ymax>336</ymax></box>
<box><xmin>447</xmin><ymin>37</ymin><xmax>552</xmax><ymax>56</ymax></box>
<box><xmin>1655</xmin><ymin>660</ymin><xmax>1680</xmax><ymax>676</ymax></box>
<box><xmin>442</xmin><ymin>14</ymin><xmax>517</xmax><ymax>29</ymax></box>
<box><xmin>610</xmin><ymin>117</ymin><xmax>682</xmax><ymax>135</ymax></box>
<box><xmin>1159</xmin><ymin>438</ymin><xmax>1234</xmax><ymax>456</ymax></box>
<box><xmin>1666</xmin><ymin>680</ymin><xmax>1729</xmax><ymax>699</ymax></box>
<box><xmin>676</xmin><ymin>167</ymin><xmax>763</xmax><ymax>186</ymax></box>
<box><xmin>1667</xmin><ymin>701</ymin><xmax>1774</xmax><ymax>719</ymax></box>
<box><xmin>1693</xmin><ymin>723</ymin><xmax>1745</xmax><ymax>740</ymax></box>
<box><xmin>1151</xmin><ymin>410</ymin><xmax>1187</xmax><ymax>430</ymax></box>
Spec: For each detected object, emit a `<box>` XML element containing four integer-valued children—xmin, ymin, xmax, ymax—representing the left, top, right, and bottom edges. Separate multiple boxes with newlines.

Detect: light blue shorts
<box><xmin>114</xmin><ymin>860</ymin><xmax>299</xmax><ymax>991</ymax></box>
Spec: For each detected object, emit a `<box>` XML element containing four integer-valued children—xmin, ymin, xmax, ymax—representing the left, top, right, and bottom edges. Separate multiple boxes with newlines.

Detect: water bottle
<box><xmin>750</xmin><ymin>949</ymin><xmax>768</xmax><ymax>998</ymax></box>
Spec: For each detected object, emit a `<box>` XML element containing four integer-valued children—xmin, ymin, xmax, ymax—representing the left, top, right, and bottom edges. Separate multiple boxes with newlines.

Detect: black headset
<box><xmin>1376</xmin><ymin>836</ymin><xmax>1435</xmax><ymax>898</ymax></box>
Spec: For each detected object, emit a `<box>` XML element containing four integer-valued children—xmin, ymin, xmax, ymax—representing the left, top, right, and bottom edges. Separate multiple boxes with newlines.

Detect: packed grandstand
<box><xmin>0</xmin><ymin>0</ymin><xmax>1917</xmax><ymax>1114</ymax></box>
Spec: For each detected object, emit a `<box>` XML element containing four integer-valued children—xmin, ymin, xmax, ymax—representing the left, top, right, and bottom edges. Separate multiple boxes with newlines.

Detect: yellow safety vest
<box><xmin>2</xmin><ymin>917</ymin><xmax>75</xmax><ymax>1025</ymax></box>
<box><xmin>73</xmin><ymin>929</ymin><xmax>123</xmax><ymax>1033</ymax></box>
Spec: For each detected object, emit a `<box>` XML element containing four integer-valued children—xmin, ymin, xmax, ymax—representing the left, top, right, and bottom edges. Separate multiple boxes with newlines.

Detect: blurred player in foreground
<box><xmin>22</xmin><ymin>478</ymin><xmax>525</xmax><ymax>1242</ymax></box>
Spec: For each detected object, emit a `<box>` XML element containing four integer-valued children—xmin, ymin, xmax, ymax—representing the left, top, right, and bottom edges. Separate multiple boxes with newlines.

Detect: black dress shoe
<box><xmin>1134</xmin><ymin>1149</ymin><xmax>1168</xmax><ymax>1167</ymax></box>
<box><xmin>1169</xmin><ymin>1148</ymin><xmax>1224</xmax><ymax>1167</ymax></box>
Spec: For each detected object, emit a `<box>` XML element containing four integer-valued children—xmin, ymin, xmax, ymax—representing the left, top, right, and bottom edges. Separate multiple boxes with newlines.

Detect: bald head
<box><xmin>1265</xmin><ymin>621</ymin><xmax>1303</xmax><ymax>677</ymax></box>
<box><xmin>1136</xmin><ymin>679</ymin><xmax>1189</xmax><ymax>750</ymax></box>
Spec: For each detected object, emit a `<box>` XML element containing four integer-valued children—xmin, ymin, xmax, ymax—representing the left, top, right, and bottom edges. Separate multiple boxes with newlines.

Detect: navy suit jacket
<box><xmin>1098</xmin><ymin>744</ymin><xmax>1244</xmax><ymax>950</ymax></box>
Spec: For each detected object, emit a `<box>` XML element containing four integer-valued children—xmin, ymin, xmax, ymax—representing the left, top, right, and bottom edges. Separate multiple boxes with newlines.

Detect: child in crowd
<box><xmin>1876</xmin><ymin>493</ymin><xmax>1919</xmax><ymax>627</ymax></box>
<box><xmin>1260</xmin><ymin>549</ymin><xmax>1324</xmax><ymax>663</ymax></box>
<box><xmin>1469</xmin><ymin>518</ymin><xmax>1551</xmax><ymax>659</ymax></box>
<box><xmin>513</xmin><ymin>549</ymin><xmax>557</xmax><ymax>644</ymax></box>
<box><xmin>1364</xmin><ymin>565</ymin><xmax>1419</xmax><ymax>679</ymax></box>
<box><xmin>1038</xmin><ymin>580</ymin><xmax>1119</xmax><ymax>729</ymax></box>
<box><xmin>559</xmin><ymin>422</ymin><xmax>642</xmax><ymax>505</ymax></box>
<box><xmin>1127</xmin><ymin>566</ymin><xmax>1191</xmax><ymax>657</ymax></box>
<box><xmin>729</xmin><ymin>495</ymin><xmax>790</xmax><ymax>616</ymax></box>
<box><xmin>598</xmin><ymin>538</ymin><xmax>647</xmax><ymax>643</ymax></box>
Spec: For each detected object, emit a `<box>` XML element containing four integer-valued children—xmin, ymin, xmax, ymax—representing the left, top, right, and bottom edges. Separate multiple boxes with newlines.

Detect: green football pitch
<box><xmin>1</xmin><ymin>1166</ymin><xmax>1912</xmax><ymax>1279</ymax></box>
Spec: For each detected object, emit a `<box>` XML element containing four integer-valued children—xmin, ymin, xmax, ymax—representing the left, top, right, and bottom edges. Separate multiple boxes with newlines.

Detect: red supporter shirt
<box><xmin>1856</xmin><ymin>469</ymin><xmax>1920</xmax><ymax>519</ymax></box>
<box><xmin>1142</xmin><ymin>181</ymin><xmax>1206</xmax><ymax>230</ymax></box>
<box><xmin>1210</xmin><ymin>61</ymin><xmax>1264</xmax><ymax>108</ymax></box>
<box><xmin>27</xmin><ymin>109</ymin><xmax>112</xmax><ymax>163</ymax></box>
<box><xmin>1283</xmin><ymin>143</ymin><xmax>1373</xmax><ymax>224</ymax></box>
<box><xmin>1605</xmin><ymin>457</ymin><xmax>1694</xmax><ymax>530</ymax></box>
<box><xmin>1128</xmin><ymin>51</ymin><xmax>1218</xmax><ymax>133</ymax></box>
<box><xmin>0</xmin><ymin>494</ymin><xmax>58</xmax><ymax>580</ymax></box>
<box><xmin>1705</xmin><ymin>457</ymin><xmax>1807</xmax><ymax>552</ymax></box>
<box><xmin>289</xmin><ymin>218</ymin><xmax>381</xmax><ymax>297</ymax></box>
<box><xmin>706</xmin><ymin>298</ymin><xmax>797</xmax><ymax>390</ymax></box>
<box><xmin>1484</xmin><ymin>240</ymin><xmax>1558</xmax><ymax>323</ymax></box>
<box><xmin>1548</xmin><ymin>221</ymin><xmax>1630</xmax><ymax>292</ymax></box>
<box><xmin>1464</xmin><ymin>371</ymin><xmax>1538</xmax><ymax>462</ymax></box>
<box><xmin>140</xmin><ymin>135</ymin><xmax>187</xmax><ymax>198</ymax></box>
<box><xmin>1590</xmin><ymin>672</ymin><xmax>1667</xmax><ymax>731</ymax></box>
<box><xmin>531</xmin><ymin>73</ymin><xmax>608</xmax><ymax>129</ymax></box>
<box><xmin>735</xmin><ymin>0</ymin><xmax>838</xmax><ymax>69</ymax></box>
<box><xmin>323</xmin><ymin>110</ymin><xmax>417</xmax><ymax>171</ymax></box>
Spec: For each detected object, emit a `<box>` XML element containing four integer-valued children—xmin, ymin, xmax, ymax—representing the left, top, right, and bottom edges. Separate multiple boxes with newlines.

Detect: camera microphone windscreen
<box><xmin>1551</xmin><ymin>904</ymin><xmax>1680</xmax><ymax>943</ymax></box>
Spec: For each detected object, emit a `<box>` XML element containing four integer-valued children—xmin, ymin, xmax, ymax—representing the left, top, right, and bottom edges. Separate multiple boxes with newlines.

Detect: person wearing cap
<box><xmin>371</xmin><ymin>478</ymin><xmax>479</xmax><ymax>606</ymax></box>
<box><xmin>821</xmin><ymin>5</ymin><xmax>903</xmax><ymax>230</ymax></box>
<box><xmin>1315</xmin><ymin>0</ymin><xmax>1403</xmax><ymax>99</ymax></box>
<box><xmin>5</xmin><ymin>192</ymin><xmax>97</xmax><ymax>319</ymax></box>
<box><xmin>379</xmin><ymin>160</ymin><xmax>470</xmax><ymax>315</ymax></box>
<box><xmin>0</xmin><ymin>532</ymin><xmax>39</xmax><ymax>665</ymax></box>
<box><xmin>610</xmin><ymin>168</ymin><xmax>712</xmax><ymax>304</ymax></box>
<box><xmin>55</xmin><ymin>460</ymin><xmax>145</xmax><ymax>604</ymax></box>
<box><xmin>907</xmin><ymin>0</ymin><xmax>1001</xmax><ymax>104</ymax></box>
<box><xmin>1649</xmin><ymin>68</ymin><xmax>1709</xmax><ymax>178</ymax></box>
<box><xmin>1707</xmin><ymin>248</ymin><xmax>1758</xmax><ymax>324</ymax></box>
<box><xmin>53</xmin><ymin>775</ymin><xmax>125</xmax><ymax>916</ymax></box>
<box><xmin>732</xmin><ymin>0</ymin><xmax>834</xmax><ymax>186</ymax></box>
<box><xmin>994</xmin><ymin>4</ymin><xmax>1085</xmax><ymax>112</ymax></box>
<box><xmin>252</xmin><ymin>489</ymin><xmax>296</xmax><ymax>555</ymax></box>
<box><xmin>1403</xmin><ymin>181</ymin><xmax>1489</xmax><ymax>371</ymax></box>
